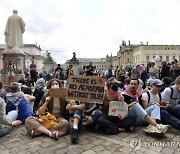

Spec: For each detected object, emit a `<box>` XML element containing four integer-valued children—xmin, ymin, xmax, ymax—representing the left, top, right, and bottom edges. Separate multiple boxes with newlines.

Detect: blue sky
<box><xmin>0</xmin><ymin>0</ymin><xmax>180</xmax><ymax>64</ymax></box>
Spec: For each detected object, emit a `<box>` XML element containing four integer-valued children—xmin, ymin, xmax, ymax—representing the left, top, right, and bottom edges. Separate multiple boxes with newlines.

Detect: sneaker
<box><xmin>144</xmin><ymin>125</ymin><xmax>162</xmax><ymax>134</ymax></box>
<box><xmin>71</xmin><ymin>128</ymin><xmax>79</xmax><ymax>144</ymax></box>
<box><xmin>31</xmin><ymin>130</ymin><xmax>40</xmax><ymax>138</ymax></box>
<box><xmin>50</xmin><ymin>131</ymin><xmax>59</xmax><ymax>140</ymax></box>
<box><xmin>156</xmin><ymin>124</ymin><xmax>169</xmax><ymax>133</ymax></box>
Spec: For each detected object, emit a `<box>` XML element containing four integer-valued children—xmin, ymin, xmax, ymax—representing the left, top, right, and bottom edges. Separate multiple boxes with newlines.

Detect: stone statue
<box><xmin>72</xmin><ymin>52</ymin><xmax>76</xmax><ymax>60</ymax></box>
<box><xmin>153</xmin><ymin>55</ymin><xmax>161</xmax><ymax>68</ymax></box>
<box><xmin>4</xmin><ymin>10</ymin><xmax>25</xmax><ymax>50</ymax></box>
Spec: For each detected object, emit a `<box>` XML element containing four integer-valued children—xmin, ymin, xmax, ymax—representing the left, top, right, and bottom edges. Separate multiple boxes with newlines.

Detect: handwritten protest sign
<box><xmin>108</xmin><ymin>101</ymin><xmax>128</xmax><ymax>117</ymax></box>
<box><xmin>67</xmin><ymin>75</ymin><xmax>105</xmax><ymax>104</ymax></box>
<box><xmin>49</xmin><ymin>88</ymin><xmax>67</xmax><ymax>98</ymax></box>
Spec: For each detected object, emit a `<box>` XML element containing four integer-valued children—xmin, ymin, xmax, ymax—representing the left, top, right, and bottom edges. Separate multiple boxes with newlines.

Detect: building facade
<box><xmin>106</xmin><ymin>41</ymin><xmax>180</xmax><ymax>67</ymax></box>
<box><xmin>65</xmin><ymin>57</ymin><xmax>107</xmax><ymax>73</ymax></box>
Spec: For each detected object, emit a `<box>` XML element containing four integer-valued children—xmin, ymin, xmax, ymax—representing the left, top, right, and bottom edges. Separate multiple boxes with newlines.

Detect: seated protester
<box><xmin>22</xmin><ymin>87</ymin><xmax>35</xmax><ymax>116</ymax></box>
<box><xmin>24</xmin><ymin>73</ymin><xmax>31</xmax><ymax>87</ymax></box>
<box><xmin>121</xmin><ymin>78</ymin><xmax>168</xmax><ymax>134</ymax></box>
<box><xmin>25</xmin><ymin>78</ymin><xmax>70</xmax><ymax>140</ymax></box>
<box><xmin>138</xmin><ymin>79</ymin><xmax>144</xmax><ymax>94</ymax></box>
<box><xmin>141</xmin><ymin>79</ymin><xmax>163</xmax><ymax>125</ymax></box>
<box><xmin>123</xmin><ymin>78</ymin><xmax>131</xmax><ymax>90</ymax></box>
<box><xmin>160</xmin><ymin>76</ymin><xmax>180</xmax><ymax>130</ymax></box>
<box><xmin>33</xmin><ymin>76</ymin><xmax>46</xmax><ymax>111</ymax></box>
<box><xmin>0</xmin><ymin>81</ymin><xmax>22</xmax><ymax>137</ymax></box>
<box><xmin>160</xmin><ymin>77</ymin><xmax>173</xmax><ymax>93</ymax></box>
<box><xmin>66</xmin><ymin>100</ymin><xmax>102</xmax><ymax>144</ymax></box>
<box><xmin>144</xmin><ymin>78</ymin><xmax>154</xmax><ymax>93</ymax></box>
<box><xmin>0</xmin><ymin>88</ymin><xmax>7</xmax><ymax>102</ymax></box>
<box><xmin>6</xmin><ymin>82</ymin><xmax>31</xmax><ymax>122</ymax></box>
<box><xmin>97</xmin><ymin>77</ymin><xmax>136</xmax><ymax>135</ymax></box>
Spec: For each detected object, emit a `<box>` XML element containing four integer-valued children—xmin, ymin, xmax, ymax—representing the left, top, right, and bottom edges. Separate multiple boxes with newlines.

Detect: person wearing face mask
<box><xmin>97</xmin><ymin>77</ymin><xmax>136</xmax><ymax>134</ymax></box>
<box><xmin>160</xmin><ymin>76</ymin><xmax>180</xmax><ymax>130</ymax></box>
<box><xmin>25</xmin><ymin>78</ymin><xmax>71</xmax><ymax>140</ymax></box>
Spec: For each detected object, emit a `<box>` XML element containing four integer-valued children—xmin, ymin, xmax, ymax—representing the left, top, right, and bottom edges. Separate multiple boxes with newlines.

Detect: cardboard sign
<box><xmin>108</xmin><ymin>101</ymin><xmax>128</xmax><ymax>117</ymax></box>
<box><xmin>67</xmin><ymin>75</ymin><xmax>105</xmax><ymax>104</ymax></box>
<box><xmin>49</xmin><ymin>88</ymin><xmax>67</xmax><ymax>98</ymax></box>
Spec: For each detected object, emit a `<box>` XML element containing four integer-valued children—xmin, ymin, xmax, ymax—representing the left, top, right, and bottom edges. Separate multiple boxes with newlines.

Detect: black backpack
<box><xmin>139</xmin><ymin>91</ymin><xmax>161</xmax><ymax>106</ymax></box>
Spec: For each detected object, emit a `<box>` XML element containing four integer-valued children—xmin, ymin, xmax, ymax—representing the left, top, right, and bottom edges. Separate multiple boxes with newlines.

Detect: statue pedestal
<box><xmin>1</xmin><ymin>50</ymin><xmax>26</xmax><ymax>84</ymax></box>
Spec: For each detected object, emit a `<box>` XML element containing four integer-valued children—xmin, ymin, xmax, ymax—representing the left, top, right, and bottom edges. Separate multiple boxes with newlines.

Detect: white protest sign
<box><xmin>108</xmin><ymin>101</ymin><xmax>128</xmax><ymax>117</ymax></box>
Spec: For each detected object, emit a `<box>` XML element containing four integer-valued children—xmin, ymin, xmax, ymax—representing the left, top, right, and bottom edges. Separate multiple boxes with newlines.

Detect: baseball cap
<box><xmin>151</xmin><ymin>79</ymin><xmax>163</xmax><ymax>86</ymax></box>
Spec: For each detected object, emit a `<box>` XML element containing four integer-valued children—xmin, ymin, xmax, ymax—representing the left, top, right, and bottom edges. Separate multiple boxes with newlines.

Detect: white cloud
<box><xmin>0</xmin><ymin>0</ymin><xmax>180</xmax><ymax>63</ymax></box>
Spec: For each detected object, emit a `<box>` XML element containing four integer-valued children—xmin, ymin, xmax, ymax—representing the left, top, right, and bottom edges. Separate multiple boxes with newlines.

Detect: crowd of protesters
<box><xmin>0</xmin><ymin>59</ymin><xmax>179</xmax><ymax>146</ymax></box>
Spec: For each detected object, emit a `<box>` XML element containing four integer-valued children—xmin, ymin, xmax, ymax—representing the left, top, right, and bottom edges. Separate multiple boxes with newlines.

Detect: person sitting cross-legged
<box><xmin>25</xmin><ymin>78</ymin><xmax>70</xmax><ymax>140</ymax></box>
<box><xmin>0</xmin><ymin>81</ymin><xmax>22</xmax><ymax>137</ymax></box>
<box><xmin>97</xmin><ymin>77</ymin><xmax>136</xmax><ymax>134</ymax></box>
<box><xmin>6</xmin><ymin>82</ymin><xmax>31</xmax><ymax>122</ymax></box>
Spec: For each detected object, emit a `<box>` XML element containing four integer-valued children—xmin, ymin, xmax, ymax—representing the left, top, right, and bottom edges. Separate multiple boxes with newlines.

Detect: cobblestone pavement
<box><xmin>0</xmin><ymin>125</ymin><xmax>179</xmax><ymax>154</ymax></box>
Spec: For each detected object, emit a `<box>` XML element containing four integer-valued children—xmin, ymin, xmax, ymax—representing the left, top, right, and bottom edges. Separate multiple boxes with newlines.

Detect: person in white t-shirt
<box><xmin>140</xmin><ymin>79</ymin><xmax>163</xmax><ymax>126</ymax></box>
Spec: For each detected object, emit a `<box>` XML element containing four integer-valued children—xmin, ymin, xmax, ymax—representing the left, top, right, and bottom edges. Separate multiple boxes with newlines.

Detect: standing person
<box><xmin>7</xmin><ymin>60</ymin><xmax>16</xmax><ymax>87</ymax></box>
<box><xmin>4</xmin><ymin>10</ymin><xmax>25</xmax><ymax>50</ymax></box>
<box><xmin>173</xmin><ymin>59</ymin><xmax>180</xmax><ymax>79</ymax></box>
<box><xmin>85</xmin><ymin>62</ymin><xmax>94</xmax><ymax>76</ymax></box>
<box><xmin>54</xmin><ymin>64</ymin><xmax>63</xmax><ymax>80</ymax></box>
<box><xmin>0</xmin><ymin>81</ymin><xmax>22</xmax><ymax>137</ymax></box>
<box><xmin>160</xmin><ymin>76</ymin><xmax>180</xmax><ymax>130</ymax></box>
<box><xmin>116</xmin><ymin>65</ymin><xmax>126</xmax><ymax>83</ymax></box>
<box><xmin>107</xmin><ymin>65</ymin><xmax>113</xmax><ymax>79</ymax></box>
<box><xmin>149</xmin><ymin>62</ymin><xmax>158</xmax><ymax>79</ymax></box>
<box><xmin>30</xmin><ymin>60</ymin><xmax>37</xmax><ymax>86</ymax></box>
<box><xmin>66</xmin><ymin>64</ymin><xmax>74</xmax><ymax>79</ymax></box>
<box><xmin>160</xmin><ymin>61</ymin><xmax>170</xmax><ymax>80</ymax></box>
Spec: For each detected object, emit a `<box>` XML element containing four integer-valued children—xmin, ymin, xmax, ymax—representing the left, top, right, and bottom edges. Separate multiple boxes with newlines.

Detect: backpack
<box><xmin>139</xmin><ymin>91</ymin><xmax>161</xmax><ymax>106</ymax></box>
<box><xmin>107</xmin><ymin>68</ymin><xmax>112</xmax><ymax>77</ymax></box>
<box><xmin>7</xmin><ymin>96</ymin><xmax>31</xmax><ymax>121</ymax></box>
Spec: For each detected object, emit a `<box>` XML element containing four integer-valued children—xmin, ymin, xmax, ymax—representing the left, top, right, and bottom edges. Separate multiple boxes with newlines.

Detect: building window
<box><xmin>166</xmin><ymin>56</ymin><xmax>169</xmax><ymax>62</ymax></box>
<box><xmin>146</xmin><ymin>56</ymin><xmax>149</xmax><ymax>62</ymax></box>
<box><xmin>173</xmin><ymin>56</ymin><xmax>176</xmax><ymax>60</ymax></box>
<box><xmin>160</xmin><ymin>56</ymin><xmax>162</xmax><ymax>61</ymax></box>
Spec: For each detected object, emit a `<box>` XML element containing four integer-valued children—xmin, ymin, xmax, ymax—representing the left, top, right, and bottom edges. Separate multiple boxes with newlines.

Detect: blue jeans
<box><xmin>128</xmin><ymin>103</ymin><xmax>148</xmax><ymax>126</ymax></box>
<box><xmin>0</xmin><ymin>110</ymin><xmax>18</xmax><ymax>137</ymax></box>
<box><xmin>97</xmin><ymin>115</ymin><xmax>136</xmax><ymax>134</ymax></box>
<box><xmin>161</xmin><ymin>105</ymin><xmax>180</xmax><ymax>130</ymax></box>
<box><xmin>74</xmin><ymin>109</ymin><xmax>102</xmax><ymax>124</ymax></box>
<box><xmin>135</xmin><ymin>104</ymin><xmax>160</xmax><ymax>126</ymax></box>
<box><xmin>28</xmin><ymin>101</ymin><xmax>34</xmax><ymax>115</ymax></box>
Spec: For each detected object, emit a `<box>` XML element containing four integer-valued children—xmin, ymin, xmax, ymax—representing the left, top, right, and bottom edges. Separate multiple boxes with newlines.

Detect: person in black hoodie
<box><xmin>160</xmin><ymin>61</ymin><xmax>170</xmax><ymax>80</ymax></box>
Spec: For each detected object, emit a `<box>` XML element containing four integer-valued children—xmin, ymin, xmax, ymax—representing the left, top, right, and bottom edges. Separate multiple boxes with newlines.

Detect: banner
<box><xmin>67</xmin><ymin>75</ymin><xmax>105</xmax><ymax>104</ymax></box>
<box><xmin>108</xmin><ymin>101</ymin><xmax>128</xmax><ymax>117</ymax></box>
